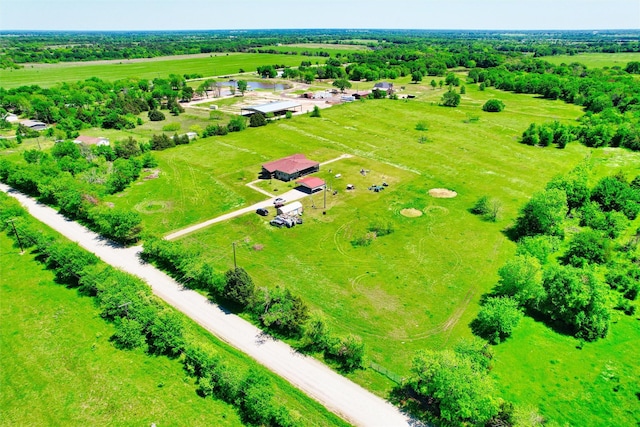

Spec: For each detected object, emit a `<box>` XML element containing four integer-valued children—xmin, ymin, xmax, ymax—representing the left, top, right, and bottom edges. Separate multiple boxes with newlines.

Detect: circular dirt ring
<box><xmin>424</xmin><ymin>205</ymin><xmax>449</xmax><ymax>216</ymax></box>
<box><xmin>429</xmin><ymin>188</ymin><xmax>457</xmax><ymax>198</ymax></box>
<box><xmin>400</xmin><ymin>208</ymin><xmax>423</xmax><ymax>217</ymax></box>
<box><xmin>134</xmin><ymin>201</ymin><xmax>171</xmax><ymax>214</ymax></box>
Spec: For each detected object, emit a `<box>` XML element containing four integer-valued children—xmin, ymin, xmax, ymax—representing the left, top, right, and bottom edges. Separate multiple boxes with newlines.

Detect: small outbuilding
<box><xmin>296</xmin><ymin>176</ymin><xmax>325</xmax><ymax>193</ymax></box>
<box><xmin>374</xmin><ymin>82</ymin><xmax>394</xmax><ymax>93</ymax></box>
<box><xmin>20</xmin><ymin>119</ymin><xmax>47</xmax><ymax>131</ymax></box>
<box><xmin>277</xmin><ymin>201</ymin><xmax>303</xmax><ymax>216</ymax></box>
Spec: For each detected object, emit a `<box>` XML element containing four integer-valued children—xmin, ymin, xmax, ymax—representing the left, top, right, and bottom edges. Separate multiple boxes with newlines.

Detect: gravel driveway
<box><xmin>1</xmin><ymin>184</ymin><xmax>418</xmax><ymax>427</ymax></box>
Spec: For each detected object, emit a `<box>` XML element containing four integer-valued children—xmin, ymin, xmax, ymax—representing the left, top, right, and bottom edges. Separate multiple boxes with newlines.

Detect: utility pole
<box><xmin>323</xmin><ymin>184</ymin><xmax>327</xmax><ymax>209</ymax></box>
<box><xmin>232</xmin><ymin>242</ymin><xmax>237</xmax><ymax>270</ymax></box>
<box><xmin>7</xmin><ymin>219</ymin><xmax>24</xmax><ymax>254</ymax></box>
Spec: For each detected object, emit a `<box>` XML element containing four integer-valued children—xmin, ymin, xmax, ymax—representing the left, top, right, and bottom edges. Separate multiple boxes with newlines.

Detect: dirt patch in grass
<box><xmin>428</xmin><ymin>188</ymin><xmax>457</xmax><ymax>198</ymax></box>
<box><xmin>134</xmin><ymin>201</ymin><xmax>171</xmax><ymax>214</ymax></box>
<box><xmin>400</xmin><ymin>208</ymin><xmax>423</xmax><ymax>217</ymax></box>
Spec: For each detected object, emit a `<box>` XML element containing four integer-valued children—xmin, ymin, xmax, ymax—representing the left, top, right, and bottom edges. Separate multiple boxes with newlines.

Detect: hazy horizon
<box><xmin>1</xmin><ymin>0</ymin><xmax>638</xmax><ymax>32</ymax></box>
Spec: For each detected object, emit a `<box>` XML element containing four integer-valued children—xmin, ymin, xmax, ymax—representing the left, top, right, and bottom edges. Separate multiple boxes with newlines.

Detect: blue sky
<box><xmin>1</xmin><ymin>0</ymin><xmax>638</xmax><ymax>31</ymax></box>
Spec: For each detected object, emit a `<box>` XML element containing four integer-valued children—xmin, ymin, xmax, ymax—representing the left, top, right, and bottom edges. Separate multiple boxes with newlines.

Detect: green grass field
<box><xmin>4</xmin><ymin>66</ymin><xmax>639</xmax><ymax>425</ymax></box>
<box><xmin>542</xmin><ymin>52</ymin><xmax>640</xmax><ymax>69</ymax></box>
<box><xmin>104</xmin><ymin>82</ymin><xmax>639</xmax><ymax>425</ymax></box>
<box><xmin>493</xmin><ymin>315</ymin><xmax>640</xmax><ymax>426</ymax></box>
<box><xmin>0</xmin><ymin>53</ymin><xmax>306</xmax><ymax>89</ymax></box>
<box><xmin>0</xmin><ymin>233</ymin><xmax>350</xmax><ymax>426</ymax></box>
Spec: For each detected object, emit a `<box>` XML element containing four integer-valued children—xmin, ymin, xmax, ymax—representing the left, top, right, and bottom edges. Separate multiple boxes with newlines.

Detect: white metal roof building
<box><xmin>241</xmin><ymin>100</ymin><xmax>302</xmax><ymax>116</ymax></box>
<box><xmin>277</xmin><ymin>201</ymin><xmax>303</xmax><ymax>216</ymax></box>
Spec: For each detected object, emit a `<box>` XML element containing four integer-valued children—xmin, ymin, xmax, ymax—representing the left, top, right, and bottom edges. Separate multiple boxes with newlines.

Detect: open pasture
<box><xmin>541</xmin><ymin>52</ymin><xmax>640</xmax><ymax>69</ymax></box>
<box><xmin>107</xmin><ymin>83</ymin><xmax>595</xmax><ymax>380</ymax></box>
<box><xmin>0</xmin><ymin>53</ymin><xmax>304</xmax><ymax>89</ymax></box>
<box><xmin>108</xmin><ymin>82</ymin><xmax>586</xmax><ymax>236</ymax></box>
<box><xmin>493</xmin><ymin>315</ymin><xmax>640</xmax><ymax>426</ymax></box>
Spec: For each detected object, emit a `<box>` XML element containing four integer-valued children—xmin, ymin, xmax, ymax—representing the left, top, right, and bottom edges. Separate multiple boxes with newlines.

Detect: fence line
<box><xmin>369</xmin><ymin>361</ymin><xmax>404</xmax><ymax>384</ymax></box>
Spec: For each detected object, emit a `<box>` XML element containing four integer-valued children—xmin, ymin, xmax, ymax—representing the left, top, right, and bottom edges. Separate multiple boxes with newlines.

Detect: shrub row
<box><xmin>141</xmin><ymin>237</ymin><xmax>367</xmax><ymax>372</ymax></box>
<box><xmin>1</xmin><ymin>193</ymin><xmax>299</xmax><ymax>424</ymax></box>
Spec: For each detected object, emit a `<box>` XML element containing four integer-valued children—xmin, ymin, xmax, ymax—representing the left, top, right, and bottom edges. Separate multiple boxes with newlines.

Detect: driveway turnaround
<box><xmin>1</xmin><ymin>184</ymin><xmax>419</xmax><ymax>427</ymax></box>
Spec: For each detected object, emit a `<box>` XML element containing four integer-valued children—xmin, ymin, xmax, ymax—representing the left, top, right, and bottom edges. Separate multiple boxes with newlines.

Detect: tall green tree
<box><xmin>441</xmin><ymin>89</ymin><xmax>461</xmax><ymax>107</ymax></box>
<box><xmin>223</xmin><ymin>267</ymin><xmax>255</xmax><ymax>307</ymax></box>
<box><xmin>236</xmin><ymin>80</ymin><xmax>248</xmax><ymax>96</ymax></box>
<box><xmin>408</xmin><ymin>350</ymin><xmax>500</xmax><ymax>426</ymax></box>
<box><xmin>332</xmin><ymin>78</ymin><xmax>352</xmax><ymax>93</ymax></box>
<box><xmin>513</xmin><ymin>189</ymin><xmax>568</xmax><ymax>239</ymax></box>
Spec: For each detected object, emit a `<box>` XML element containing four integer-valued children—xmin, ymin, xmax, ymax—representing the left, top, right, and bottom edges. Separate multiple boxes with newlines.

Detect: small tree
<box><xmin>471</xmin><ymin>297</ymin><xmax>523</xmax><ymax>344</ymax></box>
<box><xmin>326</xmin><ymin>334</ymin><xmax>365</xmax><ymax>371</ymax></box>
<box><xmin>441</xmin><ymin>89</ymin><xmax>461</xmax><ymax>107</ymax></box>
<box><xmin>411</xmin><ymin>70</ymin><xmax>423</xmax><ymax>84</ymax></box>
<box><xmin>148</xmin><ymin>109</ymin><xmax>165</xmax><ymax>121</ymax></box>
<box><xmin>482</xmin><ymin>99</ymin><xmax>504</xmax><ymax>112</ymax></box>
<box><xmin>332</xmin><ymin>78</ymin><xmax>352</xmax><ymax>93</ymax></box>
<box><xmin>237</xmin><ymin>80</ymin><xmax>248</xmax><ymax>96</ymax></box>
<box><xmin>227</xmin><ymin>116</ymin><xmax>247</xmax><ymax>132</ymax></box>
<box><xmin>223</xmin><ymin>267</ymin><xmax>255</xmax><ymax>307</ymax></box>
<box><xmin>430</xmin><ymin>79</ymin><xmax>437</xmax><ymax>90</ymax></box>
<box><xmin>249</xmin><ymin>113</ymin><xmax>267</xmax><ymax>128</ymax></box>
<box><xmin>460</xmin><ymin>85</ymin><xmax>466</xmax><ymax>94</ymax></box>
<box><xmin>310</xmin><ymin>105</ymin><xmax>321</xmax><ymax>118</ymax></box>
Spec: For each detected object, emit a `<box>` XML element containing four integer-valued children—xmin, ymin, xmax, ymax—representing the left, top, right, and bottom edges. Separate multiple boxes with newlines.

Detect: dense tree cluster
<box><xmin>0</xmin><ymin>137</ymin><xmax>152</xmax><ymax>243</ymax></box>
<box><xmin>480</xmin><ymin>168</ymin><xmax>640</xmax><ymax>342</ymax></box>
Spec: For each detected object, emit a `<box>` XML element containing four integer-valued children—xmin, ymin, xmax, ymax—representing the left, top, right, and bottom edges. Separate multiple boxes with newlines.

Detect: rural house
<box><xmin>261</xmin><ymin>154</ymin><xmax>320</xmax><ymax>182</ymax></box>
<box><xmin>373</xmin><ymin>82</ymin><xmax>394</xmax><ymax>94</ymax></box>
<box><xmin>74</xmin><ymin>135</ymin><xmax>110</xmax><ymax>146</ymax></box>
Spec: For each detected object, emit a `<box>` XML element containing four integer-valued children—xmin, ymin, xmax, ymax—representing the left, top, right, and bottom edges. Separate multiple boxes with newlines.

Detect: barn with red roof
<box><xmin>261</xmin><ymin>154</ymin><xmax>320</xmax><ymax>182</ymax></box>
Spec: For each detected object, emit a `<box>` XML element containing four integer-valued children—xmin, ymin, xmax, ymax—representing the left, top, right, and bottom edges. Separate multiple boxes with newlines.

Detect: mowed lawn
<box><xmin>492</xmin><ymin>316</ymin><xmax>640</xmax><ymax>426</ymax></box>
<box><xmin>0</xmin><ymin>233</ymin><xmax>350</xmax><ymax>427</ymax></box>
<box><xmin>0</xmin><ymin>53</ymin><xmax>304</xmax><ymax>89</ymax></box>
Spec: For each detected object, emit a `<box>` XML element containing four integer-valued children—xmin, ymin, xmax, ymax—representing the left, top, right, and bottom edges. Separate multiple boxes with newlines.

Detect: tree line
<box><xmin>141</xmin><ymin>237</ymin><xmax>366</xmax><ymax>373</ymax></box>
<box><xmin>471</xmin><ymin>166</ymin><xmax>639</xmax><ymax>346</ymax></box>
<box><xmin>2</xmin><ymin>30</ymin><xmax>637</xmax><ymax>68</ymax></box>
<box><xmin>0</xmin><ymin>193</ymin><xmax>303</xmax><ymax>426</ymax></box>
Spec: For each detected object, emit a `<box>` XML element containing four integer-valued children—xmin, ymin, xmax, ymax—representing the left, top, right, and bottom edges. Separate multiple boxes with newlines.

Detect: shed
<box><xmin>296</xmin><ymin>176</ymin><xmax>325</xmax><ymax>193</ymax></box>
<box><xmin>277</xmin><ymin>201</ymin><xmax>303</xmax><ymax>216</ymax></box>
<box><xmin>20</xmin><ymin>119</ymin><xmax>47</xmax><ymax>131</ymax></box>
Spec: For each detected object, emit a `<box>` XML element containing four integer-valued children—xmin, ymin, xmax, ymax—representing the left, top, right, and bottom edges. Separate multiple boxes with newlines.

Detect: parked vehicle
<box><xmin>256</xmin><ymin>208</ymin><xmax>269</xmax><ymax>216</ymax></box>
<box><xmin>270</xmin><ymin>217</ymin><xmax>286</xmax><ymax>227</ymax></box>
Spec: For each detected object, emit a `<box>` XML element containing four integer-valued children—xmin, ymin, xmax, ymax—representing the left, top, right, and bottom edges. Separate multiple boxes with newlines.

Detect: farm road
<box><xmin>1</xmin><ymin>183</ymin><xmax>418</xmax><ymax>427</ymax></box>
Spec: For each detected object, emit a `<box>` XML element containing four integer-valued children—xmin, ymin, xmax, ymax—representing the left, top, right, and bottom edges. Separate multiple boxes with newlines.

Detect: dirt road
<box><xmin>1</xmin><ymin>183</ymin><xmax>418</xmax><ymax>427</ymax></box>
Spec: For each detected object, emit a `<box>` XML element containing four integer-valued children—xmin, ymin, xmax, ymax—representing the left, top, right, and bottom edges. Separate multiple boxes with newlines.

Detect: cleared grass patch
<box><xmin>492</xmin><ymin>316</ymin><xmax>640</xmax><ymax>427</ymax></box>
<box><xmin>0</xmin><ymin>53</ymin><xmax>305</xmax><ymax>89</ymax></box>
<box><xmin>541</xmin><ymin>52</ymin><xmax>640</xmax><ymax>68</ymax></box>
